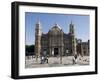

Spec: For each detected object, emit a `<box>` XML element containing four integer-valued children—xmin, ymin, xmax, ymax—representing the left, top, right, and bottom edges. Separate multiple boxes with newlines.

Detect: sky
<box><xmin>25</xmin><ymin>12</ymin><xmax>89</xmax><ymax>45</ymax></box>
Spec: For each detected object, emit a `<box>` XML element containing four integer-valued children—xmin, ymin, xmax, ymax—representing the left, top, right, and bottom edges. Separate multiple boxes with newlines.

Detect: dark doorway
<box><xmin>54</xmin><ymin>48</ymin><xmax>59</xmax><ymax>56</ymax></box>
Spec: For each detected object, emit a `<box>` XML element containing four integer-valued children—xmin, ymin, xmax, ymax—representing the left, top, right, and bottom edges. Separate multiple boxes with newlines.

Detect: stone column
<box><xmin>71</xmin><ymin>35</ymin><xmax>77</xmax><ymax>56</ymax></box>
<box><xmin>60</xmin><ymin>31</ymin><xmax>63</xmax><ymax>64</ymax></box>
<box><xmin>80</xmin><ymin>40</ymin><xmax>83</xmax><ymax>56</ymax></box>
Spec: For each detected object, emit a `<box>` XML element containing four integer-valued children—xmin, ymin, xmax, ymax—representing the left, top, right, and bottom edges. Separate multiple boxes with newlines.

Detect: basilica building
<box><xmin>35</xmin><ymin>21</ymin><xmax>89</xmax><ymax>57</ymax></box>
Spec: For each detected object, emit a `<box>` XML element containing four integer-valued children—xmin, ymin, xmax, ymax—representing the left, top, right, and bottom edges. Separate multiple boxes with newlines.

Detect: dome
<box><xmin>54</xmin><ymin>23</ymin><xmax>61</xmax><ymax>29</ymax></box>
<box><xmin>48</xmin><ymin>23</ymin><xmax>63</xmax><ymax>35</ymax></box>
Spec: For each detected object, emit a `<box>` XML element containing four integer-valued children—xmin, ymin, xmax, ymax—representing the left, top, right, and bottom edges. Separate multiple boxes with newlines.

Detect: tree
<box><xmin>25</xmin><ymin>45</ymin><xmax>35</xmax><ymax>56</ymax></box>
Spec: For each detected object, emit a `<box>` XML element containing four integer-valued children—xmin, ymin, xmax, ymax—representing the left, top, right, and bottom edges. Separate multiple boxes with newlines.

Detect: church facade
<box><xmin>35</xmin><ymin>21</ymin><xmax>89</xmax><ymax>57</ymax></box>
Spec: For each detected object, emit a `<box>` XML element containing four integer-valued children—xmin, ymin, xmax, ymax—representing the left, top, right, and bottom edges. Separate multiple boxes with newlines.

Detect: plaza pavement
<box><xmin>25</xmin><ymin>56</ymin><xmax>89</xmax><ymax>68</ymax></box>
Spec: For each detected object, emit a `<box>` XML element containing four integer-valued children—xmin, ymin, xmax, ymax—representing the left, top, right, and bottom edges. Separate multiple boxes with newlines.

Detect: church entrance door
<box><xmin>54</xmin><ymin>48</ymin><xmax>59</xmax><ymax>56</ymax></box>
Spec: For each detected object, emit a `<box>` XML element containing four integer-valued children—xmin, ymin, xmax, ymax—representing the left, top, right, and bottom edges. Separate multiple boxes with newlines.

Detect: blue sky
<box><xmin>25</xmin><ymin>12</ymin><xmax>89</xmax><ymax>45</ymax></box>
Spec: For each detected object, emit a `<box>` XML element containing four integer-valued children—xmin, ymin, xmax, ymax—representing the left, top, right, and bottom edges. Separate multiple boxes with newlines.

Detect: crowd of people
<box><xmin>33</xmin><ymin>52</ymin><xmax>88</xmax><ymax>65</ymax></box>
<box><xmin>40</xmin><ymin>54</ymin><xmax>48</xmax><ymax>64</ymax></box>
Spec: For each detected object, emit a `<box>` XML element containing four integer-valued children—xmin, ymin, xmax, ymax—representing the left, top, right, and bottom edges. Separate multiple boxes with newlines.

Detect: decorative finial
<box><xmin>36</xmin><ymin>18</ymin><xmax>42</xmax><ymax>29</ymax></box>
<box><xmin>36</xmin><ymin>17</ymin><xmax>40</xmax><ymax>24</ymax></box>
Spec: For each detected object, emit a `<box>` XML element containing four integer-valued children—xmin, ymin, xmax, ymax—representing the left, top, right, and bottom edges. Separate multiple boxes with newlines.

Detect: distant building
<box><xmin>76</xmin><ymin>39</ymin><xmax>89</xmax><ymax>56</ymax></box>
<box><xmin>35</xmin><ymin>20</ymin><xmax>89</xmax><ymax>57</ymax></box>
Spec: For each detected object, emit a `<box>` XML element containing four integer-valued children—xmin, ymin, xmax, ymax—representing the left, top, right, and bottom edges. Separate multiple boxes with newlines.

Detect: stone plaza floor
<box><xmin>25</xmin><ymin>56</ymin><xmax>89</xmax><ymax>68</ymax></box>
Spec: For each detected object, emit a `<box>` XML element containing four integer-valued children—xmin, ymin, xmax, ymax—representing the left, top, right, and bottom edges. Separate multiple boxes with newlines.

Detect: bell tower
<box><xmin>69</xmin><ymin>21</ymin><xmax>77</xmax><ymax>55</ymax></box>
<box><xmin>69</xmin><ymin>21</ymin><xmax>75</xmax><ymax>35</ymax></box>
<box><xmin>35</xmin><ymin>20</ymin><xmax>42</xmax><ymax>59</ymax></box>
